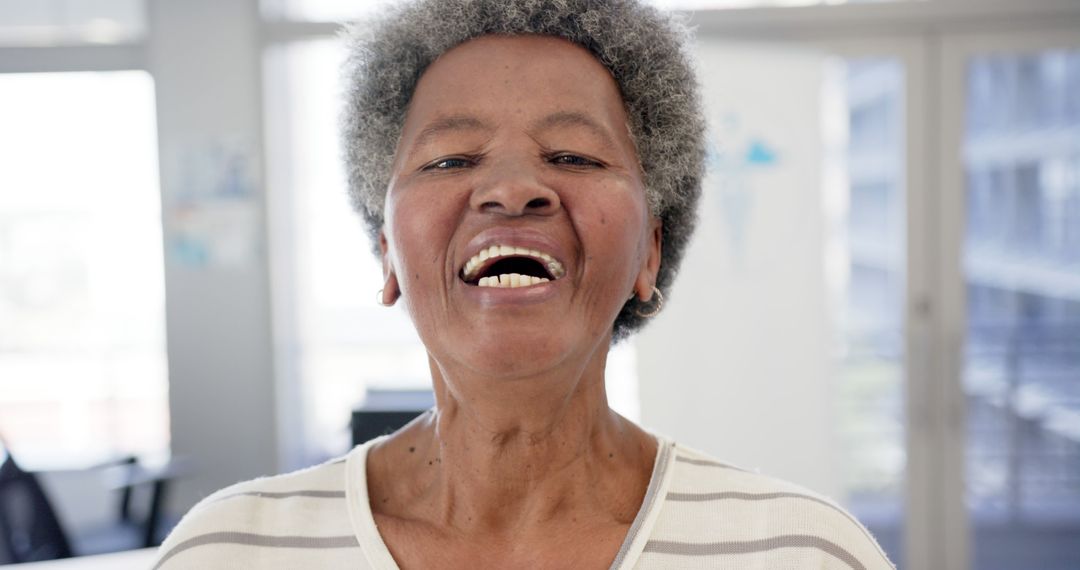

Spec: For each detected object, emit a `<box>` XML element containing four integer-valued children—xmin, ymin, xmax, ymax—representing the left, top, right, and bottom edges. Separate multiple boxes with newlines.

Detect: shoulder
<box><xmin>170</xmin><ymin>454</ymin><xmax>352</xmax><ymax>532</ymax></box>
<box><xmin>642</xmin><ymin>443</ymin><xmax>894</xmax><ymax>570</ymax></box>
<box><xmin>152</xmin><ymin>454</ymin><xmax>360</xmax><ymax>569</ymax></box>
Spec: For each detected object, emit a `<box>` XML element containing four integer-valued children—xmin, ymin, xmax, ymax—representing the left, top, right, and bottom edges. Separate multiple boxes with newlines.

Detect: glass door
<box><xmin>944</xmin><ymin>30</ymin><xmax>1080</xmax><ymax>570</ymax></box>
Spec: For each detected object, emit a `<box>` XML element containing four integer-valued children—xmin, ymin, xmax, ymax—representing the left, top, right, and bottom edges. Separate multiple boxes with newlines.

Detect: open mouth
<box><xmin>460</xmin><ymin>245</ymin><xmax>566</xmax><ymax>288</ymax></box>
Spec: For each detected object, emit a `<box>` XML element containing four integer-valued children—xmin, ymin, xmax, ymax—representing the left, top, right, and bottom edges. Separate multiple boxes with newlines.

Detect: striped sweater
<box><xmin>153</xmin><ymin>437</ymin><xmax>894</xmax><ymax>569</ymax></box>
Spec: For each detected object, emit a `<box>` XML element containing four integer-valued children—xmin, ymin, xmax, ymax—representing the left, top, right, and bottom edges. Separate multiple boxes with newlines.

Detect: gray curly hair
<box><xmin>341</xmin><ymin>0</ymin><xmax>706</xmax><ymax>340</ymax></box>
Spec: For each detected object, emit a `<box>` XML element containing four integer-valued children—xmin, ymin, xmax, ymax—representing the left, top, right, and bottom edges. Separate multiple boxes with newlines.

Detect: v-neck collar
<box><xmin>344</xmin><ymin>434</ymin><xmax>676</xmax><ymax>570</ymax></box>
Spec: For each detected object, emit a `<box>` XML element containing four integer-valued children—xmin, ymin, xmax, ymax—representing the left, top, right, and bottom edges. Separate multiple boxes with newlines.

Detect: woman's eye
<box><xmin>424</xmin><ymin>157</ymin><xmax>472</xmax><ymax>170</ymax></box>
<box><xmin>550</xmin><ymin>154</ymin><xmax>600</xmax><ymax>168</ymax></box>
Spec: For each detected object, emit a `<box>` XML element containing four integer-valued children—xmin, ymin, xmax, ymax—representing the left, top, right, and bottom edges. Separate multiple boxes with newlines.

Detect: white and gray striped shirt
<box><xmin>153</xmin><ymin>437</ymin><xmax>894</xmax><ymax>569</ymax></box>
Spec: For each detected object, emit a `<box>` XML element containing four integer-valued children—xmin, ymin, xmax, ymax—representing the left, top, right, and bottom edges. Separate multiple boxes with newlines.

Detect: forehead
<box><xmin>400</xmin><ymin>35</ymin><xmax>631</xmax><ymax>143</ymax></box>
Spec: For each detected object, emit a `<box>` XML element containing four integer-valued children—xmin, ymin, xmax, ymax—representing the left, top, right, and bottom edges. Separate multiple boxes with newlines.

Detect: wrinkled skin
<box><xmin>368</xmin><ymin>35</ymin><xmax>661</xmax><ymax>569</ymax></box>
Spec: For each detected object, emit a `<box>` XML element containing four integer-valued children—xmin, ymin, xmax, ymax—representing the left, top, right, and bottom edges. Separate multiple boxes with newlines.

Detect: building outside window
<box><xmin>961</xmin><ymin>50</ymin><xmax>1080</xmax><ymax>570</ymax></box>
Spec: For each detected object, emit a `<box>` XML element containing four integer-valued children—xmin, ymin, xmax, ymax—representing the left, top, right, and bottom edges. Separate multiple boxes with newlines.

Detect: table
<box><xmin>14</xmin><ymin>548</ymin><xmax>157</xmax><ymax>569</ymax></box>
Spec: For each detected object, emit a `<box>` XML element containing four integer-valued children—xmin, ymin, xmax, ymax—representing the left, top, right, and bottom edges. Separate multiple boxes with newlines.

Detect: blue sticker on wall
<box><xmin>706</xmin><ymin>119</ymin><xmax>782</xmax><ymax>263</ymax></box>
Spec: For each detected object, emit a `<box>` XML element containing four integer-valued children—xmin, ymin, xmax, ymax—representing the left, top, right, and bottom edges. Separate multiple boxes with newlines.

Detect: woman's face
<box><xmin>382</xmin><ymin>34</ymin><xmax>661</xmax><ymax>378</ymax></box>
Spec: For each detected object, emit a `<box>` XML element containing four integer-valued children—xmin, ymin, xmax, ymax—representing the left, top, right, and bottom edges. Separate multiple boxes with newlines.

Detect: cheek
<box><xmin>574</xmin><ymin>194</ymin><xmax>649</xmax><ymax>278</ymax></box>
<box><xmin>385</xmin><ymin>189</ymin><xmax>459</xmax><ymax>292</ymax></box>
<box><xmin>588</xmin><ymin>183</ymin><xmax>649</xmax><ymax>246</ymax></box>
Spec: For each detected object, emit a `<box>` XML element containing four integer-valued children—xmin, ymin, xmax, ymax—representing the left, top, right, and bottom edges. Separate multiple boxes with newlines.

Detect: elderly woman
<box><xmin>154</xmin><ymin>0</ymin><xmax>892</xmax><ymax>568</ymax></box>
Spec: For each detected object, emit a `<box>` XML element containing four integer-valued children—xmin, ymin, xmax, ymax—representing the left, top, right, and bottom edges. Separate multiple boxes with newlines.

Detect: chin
<box><xmin>455</xmin><ymin>324</ymin><xmax>585</xmax><ymax>379</ymax></box>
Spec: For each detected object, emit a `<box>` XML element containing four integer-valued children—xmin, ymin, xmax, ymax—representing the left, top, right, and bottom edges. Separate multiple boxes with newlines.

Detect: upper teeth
<box><xmin>462</xmin><ymin>245</ymin><xmax>566</xmax><ymax>283</ymax></box>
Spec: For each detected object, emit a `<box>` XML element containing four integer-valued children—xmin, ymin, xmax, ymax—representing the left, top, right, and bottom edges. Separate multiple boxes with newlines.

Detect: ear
<box><xmin>378</xmin><ymin>230</ymin><xmax>401</xmax><ymax>306</ymax></box>
<box><xmin>633</xmin><ymin>218</ymin><xmax>663</xmax><ymax>302</ymax></box>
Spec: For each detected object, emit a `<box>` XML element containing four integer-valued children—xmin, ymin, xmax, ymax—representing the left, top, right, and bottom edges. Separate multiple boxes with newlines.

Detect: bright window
<box><xmin>824</xmin><ymin>57</ymin><xmax>907</xmax><ymax>565</ymax></box>
<box><xmin>0</xmin><ymin>71</ymin><xmax>169</xmax><ymax>469</ymax></box>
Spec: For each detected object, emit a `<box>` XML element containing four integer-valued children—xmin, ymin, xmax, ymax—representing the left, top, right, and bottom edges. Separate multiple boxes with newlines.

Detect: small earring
<box><xmin>632</xmin><ymin>286</ymin><xmax>664</xmax><ymax>318</ymax></box>
<box><xmin>376</xmin><ymin>289</ymin><xmax>394</xmax><ymax>307</ymax></box>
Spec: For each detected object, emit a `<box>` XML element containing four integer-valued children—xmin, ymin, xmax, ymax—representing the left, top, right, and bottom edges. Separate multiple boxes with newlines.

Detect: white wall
<box><xmin>636</xmin><ymin>40</ymin><xmax>840</xmax><ymax>499</ymax></box>
<box><xmin>147</xmin><ymin>0</ymin><xmax>279</xmax><ymax>514</ymax></box>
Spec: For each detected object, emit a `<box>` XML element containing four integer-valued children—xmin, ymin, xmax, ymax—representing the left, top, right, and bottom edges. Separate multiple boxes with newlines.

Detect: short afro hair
<box><xmin>341</xmin><ymin>0</ymin><xmax>706</xmax><ymax>341</ymax></box>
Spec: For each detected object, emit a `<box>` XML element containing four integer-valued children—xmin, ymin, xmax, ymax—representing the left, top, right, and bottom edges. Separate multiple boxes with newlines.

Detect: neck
<box><xmin>366</xmin><ymin>340</ymin><xmax>657</xmax><ymax>536</ymax></box>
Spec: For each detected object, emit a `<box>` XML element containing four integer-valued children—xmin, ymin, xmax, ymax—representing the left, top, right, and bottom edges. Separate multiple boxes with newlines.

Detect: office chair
<box><xmin>0</xmin><ymin>437</ymin><xmax>183</xmax><ymax>563</ymax></box>
<box><xmin>0</xmin><ymin>440</ymin><xmax>74</xmax><ymax>563</ymax></box>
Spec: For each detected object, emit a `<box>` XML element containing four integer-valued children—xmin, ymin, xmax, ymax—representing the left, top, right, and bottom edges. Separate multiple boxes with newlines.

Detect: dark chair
<box><xmin>0</xmin><ymin>441</ymin><xmax>74</xmax><ymax>564</ymax></box>
<box><xmin>351</xmin><ymin>410</ymin><xmax>428</xmax><ymax>446</ymax></box>
<box><xmin>0</xmin><ymin>438</ymin><xmax>186</xmax><ymax>563</ymax></box>
<box><xmin>351</xmin><ymin>388</ymin><xmax>434</xmax><ymax>446</ymax></box>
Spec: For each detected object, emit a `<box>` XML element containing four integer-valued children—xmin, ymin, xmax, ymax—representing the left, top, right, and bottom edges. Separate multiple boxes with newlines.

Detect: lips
<box><xmin>459</xmin><ymin>244</ymin><xmax>567</xmax><ymax>288</ymax></box>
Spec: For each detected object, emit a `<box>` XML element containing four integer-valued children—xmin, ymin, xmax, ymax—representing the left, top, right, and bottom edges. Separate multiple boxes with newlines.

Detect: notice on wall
<box><xmin>162</xmin><ymin>138</ymin><xmax>260</xmax><ymax>269</ymax></box>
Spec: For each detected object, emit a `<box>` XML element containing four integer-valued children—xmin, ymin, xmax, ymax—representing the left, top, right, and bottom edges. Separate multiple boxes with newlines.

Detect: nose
<box><xmin>469</xmin><ymin>161</ymin><xmax>561</xmax><ymax>217</ymax></box>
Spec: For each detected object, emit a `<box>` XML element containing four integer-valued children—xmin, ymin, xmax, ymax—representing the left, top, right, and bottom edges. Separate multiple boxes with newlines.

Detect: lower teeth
<box><xmin>478</xmin><ymin>273</ymin><xmax>551</xmax><ymax>288</ymax></box>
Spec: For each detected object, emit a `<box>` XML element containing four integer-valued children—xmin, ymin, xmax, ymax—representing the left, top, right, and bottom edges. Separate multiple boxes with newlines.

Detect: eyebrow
<box><xmin>410</xmin><ymin>114</ymin><xmax>494</xmax><ymax>153</ymax></box>
<box><xmin>529</xmin><ymin>111</ymin><xmax>618</xmax><ymax>150</ymax></box>
<box><xmin>407</xmin><ymin>110</ymin><xmax>620</xmax><ymax>155</ymax></box>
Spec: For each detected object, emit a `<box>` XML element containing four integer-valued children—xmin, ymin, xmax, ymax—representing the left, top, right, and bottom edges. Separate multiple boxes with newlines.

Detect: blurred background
<box><xmin>0</xmin><ymin>0</ymin><xmax>1077</xmax><ymax>568</ymax></box>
